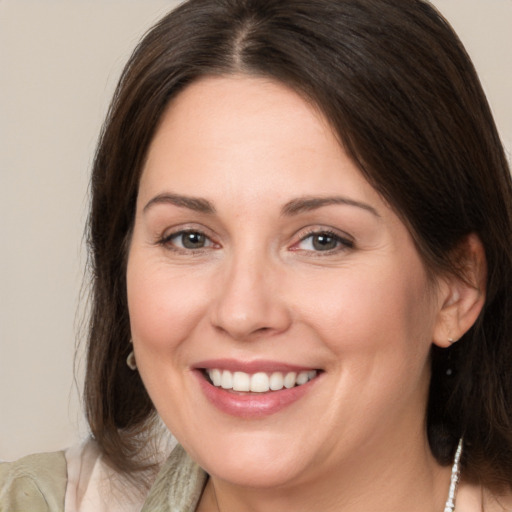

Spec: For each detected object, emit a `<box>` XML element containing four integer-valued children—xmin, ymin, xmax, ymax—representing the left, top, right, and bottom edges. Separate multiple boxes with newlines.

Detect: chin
<box><xmin>204</xmin><ymin>455</ymin><xmax>305</xmax><ymax>489</ymax></box>
<box><xmin>183</xmin><ymin>430</ymin><xmax>312</xmax><ymax>488</ymax></box>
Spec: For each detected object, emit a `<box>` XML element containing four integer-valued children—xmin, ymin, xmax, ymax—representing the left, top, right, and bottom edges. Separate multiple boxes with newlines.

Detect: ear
<box><xmin>432</xmin><ymin>234</ymin><xmax>487</xmax><ymax>348</ymax></box>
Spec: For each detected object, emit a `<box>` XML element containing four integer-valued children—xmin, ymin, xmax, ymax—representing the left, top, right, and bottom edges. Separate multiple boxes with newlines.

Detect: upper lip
<box><xmin>194</xmin><ymin>359</ymin><xmax>320</xmax><ymax>374</ymax></box>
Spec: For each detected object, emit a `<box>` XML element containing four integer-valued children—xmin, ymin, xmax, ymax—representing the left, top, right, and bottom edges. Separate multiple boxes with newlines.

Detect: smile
<box><xmin>205</xmin><ymin>369</ymin><xmax>318</xmax><ymax>393</ymax></box>
<box><xmin>194</xmin><ymin>360</ymin><xmax>322</xmax><ymax>418</ymax></box>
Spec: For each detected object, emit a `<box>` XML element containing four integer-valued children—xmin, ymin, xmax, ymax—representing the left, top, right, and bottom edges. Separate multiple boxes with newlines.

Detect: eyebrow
<box><xmin>143</xmin><ymin>193</ymin><xmax>216</xmax><ymax>214</ymax></box>
<box><xmin>281</xmin><ymin>196</ymin><xmax>380</xmax><ymax>217</ymax></box>
<box><xmin>143</xmin><ymin>192</ymin><xmax>379</xmax><ymax>218</ymax></box>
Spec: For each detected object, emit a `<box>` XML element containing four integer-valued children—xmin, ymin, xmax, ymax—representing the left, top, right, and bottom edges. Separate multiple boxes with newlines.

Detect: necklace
<box><xmin>211</xmin><ymin>438</ymin><xmax>464</xmax><ymax>512</ymax></box>
<box><xmin>443</xmin><ymin>437</ymin><xmax>463</xmax><ymax>512</ymax></box>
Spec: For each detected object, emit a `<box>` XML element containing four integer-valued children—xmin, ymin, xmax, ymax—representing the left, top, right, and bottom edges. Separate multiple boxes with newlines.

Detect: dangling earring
<box><xmin>126</xmin><ymin>339</ymin><xmax>137</xmax><ymax>370</ymax></box>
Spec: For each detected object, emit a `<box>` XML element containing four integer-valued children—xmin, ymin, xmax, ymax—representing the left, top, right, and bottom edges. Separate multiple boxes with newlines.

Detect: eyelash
<box><xmin>293</xmin><ymin>229</ymin><xmax>354</xmax><ymax>254</ymax></box>
<box><xmin>157</xmin><ymin>229</ymin><xmax>217</xmax><ymax>253</ymax></box>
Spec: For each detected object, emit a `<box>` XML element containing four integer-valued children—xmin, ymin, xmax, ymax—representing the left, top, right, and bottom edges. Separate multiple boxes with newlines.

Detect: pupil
<box><xmin>312</xmin><ymin>234</ymin><xmax>336</xmax><ymax>251</ymax></box>
<box><xmin>183</xmin><ymin>232</ymin><xmax>205</xmax><ymax>249</ymax></box>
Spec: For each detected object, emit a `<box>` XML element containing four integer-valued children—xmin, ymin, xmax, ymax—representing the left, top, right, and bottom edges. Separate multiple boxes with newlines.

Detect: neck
<box><xmin>201</xmin><ymin>433</ymin><xmax>452</xmax><ymax>512</ymax></box>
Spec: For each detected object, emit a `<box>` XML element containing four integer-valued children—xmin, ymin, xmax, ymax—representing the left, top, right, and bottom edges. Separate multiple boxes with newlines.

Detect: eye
<box><xmin>163</xmin><ymin>230</ymin><xmax>215</xmax><ymax>250</ymax></box>
<box><xmin>295</xmin><ymin>231</ymin><xmax>353</xmax><ymax>252</ymax></box>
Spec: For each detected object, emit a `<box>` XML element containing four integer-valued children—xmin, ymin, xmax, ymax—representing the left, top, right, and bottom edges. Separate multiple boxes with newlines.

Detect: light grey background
<box><xmin>1</xmin><ymin>1</ymin><xmax>511</xmax><ymax>461</ymax></box>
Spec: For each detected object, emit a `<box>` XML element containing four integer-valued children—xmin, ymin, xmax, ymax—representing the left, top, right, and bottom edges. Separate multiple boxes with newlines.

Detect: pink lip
<box><xmin>192</xmin><ymin>359</ymin><xmax>321</xmax><ymax>419</ymax></box>
<box><xmin>194</xmin><ymin>358</ymin><xmax>317</xmax><ymax>374</ymax></box>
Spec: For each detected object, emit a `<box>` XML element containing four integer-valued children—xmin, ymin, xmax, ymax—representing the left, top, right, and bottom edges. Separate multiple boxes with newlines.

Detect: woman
<box><xmin>2</xmin><ymin>0</ymin><xmax>512</xmax><ymax>510</ymax></box>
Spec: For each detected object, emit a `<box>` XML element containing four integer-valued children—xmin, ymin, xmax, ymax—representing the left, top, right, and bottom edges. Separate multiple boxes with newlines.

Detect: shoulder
<box><xmin>0</xmin><ymin>451</ymin><xmax>67</xmax><ymax>512</ymax></box>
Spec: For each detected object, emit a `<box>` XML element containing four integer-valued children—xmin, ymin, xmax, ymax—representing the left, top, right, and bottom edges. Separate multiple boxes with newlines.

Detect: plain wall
<box><xmin>1</xmin><ymin>0</ymin><xmax>511</xmax><ymax>461</ymax></box>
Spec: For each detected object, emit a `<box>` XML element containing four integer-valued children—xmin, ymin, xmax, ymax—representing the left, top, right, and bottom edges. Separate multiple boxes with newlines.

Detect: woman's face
<box><xmin>127</xmin><ymin>76</ymin><xmax>445</xmax><ymax>488</ymax></box>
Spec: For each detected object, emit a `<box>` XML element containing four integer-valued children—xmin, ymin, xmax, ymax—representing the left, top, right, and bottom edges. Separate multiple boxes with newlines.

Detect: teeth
<box><xmin>269</xmin><ymin>372</ymin><xmax>284</xmax><ymax>391</ymax></box>
<box><xmin>206</xmin><ymin>369</ymin><xmax>317</xmax><ymax>392</ymax></box>
<box><xmin>251</xmin><ymin>372</ymin><xmax>270</xmax><ymax>392</ymax></box>
<box><xmin>233</xmin><ymin>371</ymin><xmax>250</xmax><ymax>392</ymax></box>
<box><xmin>210</xmin><ymin>369</ymin><xmax>222</xmax><ymax>386</ymax></box>
<box><xmin>296</xmin><ymin>371</ymin><xmax>309</xmax><ymax>386</ymax></box>
<box><xmin>220</xmin><ymin>370</ymin><xmax>233</xmax><ymax>389</ymax></box>
<box><xmin>284</xmin><ymin>372</ymin><xmax>297</xmax><ymax>389</ymax></box>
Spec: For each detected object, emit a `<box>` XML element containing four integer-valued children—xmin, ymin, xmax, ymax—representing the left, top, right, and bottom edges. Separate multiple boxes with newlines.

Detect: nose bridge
<box><xmin>211</xmin><ymin>242</ymin><xmax>290</xmax><ymax>340</ymax></box>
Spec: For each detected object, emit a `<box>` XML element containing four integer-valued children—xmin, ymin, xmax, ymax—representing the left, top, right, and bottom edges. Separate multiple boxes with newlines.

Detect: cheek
<box><xmin>126</xmin><ymin>254</ymin><xmax>209</xmax><ymax>354</ymax></box>
<box><xmin>296</xmin><ymin>261</ymin><xmax>435</xmax><ymax>438</ymax></box>
<box><xmin>125</xmin><ymin>251</ymin><xmax>214</xmax><ymax>430</ymax></box>
<box><xmin>297</xmin><ymin>258</ymin><xmax>435</xmax><ymax>364</ymax></box>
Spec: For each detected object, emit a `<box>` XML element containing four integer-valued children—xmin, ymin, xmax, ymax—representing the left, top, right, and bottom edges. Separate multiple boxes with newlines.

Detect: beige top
<box><xmin>0</xmin><ymin>451</ymin><xmax>67</xmax><ymax>512</ymax></box>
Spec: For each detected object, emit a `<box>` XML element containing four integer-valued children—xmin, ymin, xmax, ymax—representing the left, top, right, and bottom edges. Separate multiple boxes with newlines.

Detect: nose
<box><xmin>210</xmin><ymin>252</ymin><xmax>292</xmax><ymax>341</ymax></box>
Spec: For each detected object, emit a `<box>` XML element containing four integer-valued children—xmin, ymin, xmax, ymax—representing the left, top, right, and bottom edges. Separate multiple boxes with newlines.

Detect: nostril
<box><xmin>210</xmin><ymin>284</ymin><xmax>293</xmax><ymax>340</ymax></box>
<box><xmin>212</xmin><ymin>317</ymin><xmax>278</xmax><ymax>340</ymax></box>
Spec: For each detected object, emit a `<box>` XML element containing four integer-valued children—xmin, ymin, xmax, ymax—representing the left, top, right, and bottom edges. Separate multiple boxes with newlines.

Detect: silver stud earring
<box><xmin>126</xmin><ymin>339</ymin><xmax>137</xmax><ymax>370</ymax></box>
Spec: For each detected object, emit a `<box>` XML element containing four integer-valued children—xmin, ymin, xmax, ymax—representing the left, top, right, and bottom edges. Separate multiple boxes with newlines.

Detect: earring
<box><xmin>445</xmin><ymin>337</ymin><xmax>458</xmax><ymax>376</ymax></box>
<box><xmin>126</xmin><ymin>339</ymin><xmax>137</xmax><ymax>370</ymax></box>
<box><xmin>127</xmin><ymin>351</ymin><xmax>137</xmax><ymax>370</ymax></box>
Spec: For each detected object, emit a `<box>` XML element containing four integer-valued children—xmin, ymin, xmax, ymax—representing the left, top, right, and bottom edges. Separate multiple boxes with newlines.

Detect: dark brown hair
<box><xmin>85</xmin><ymin>0</ymin><xmax>512</xmax><ymax>489</ymax></box>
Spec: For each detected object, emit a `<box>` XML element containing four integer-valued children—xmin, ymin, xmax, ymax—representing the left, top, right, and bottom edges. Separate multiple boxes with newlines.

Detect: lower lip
<box><xmin>194</xmin><ymin>370</ymin><xmax>319</xmax><ymax>419</ymax></box>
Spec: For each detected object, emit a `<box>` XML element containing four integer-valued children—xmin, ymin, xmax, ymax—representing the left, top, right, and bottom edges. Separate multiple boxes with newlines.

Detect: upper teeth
<box><xmin>206</xmin><ymin>369</ymin><xmax>317</xmax><ymax>393</ymax></box>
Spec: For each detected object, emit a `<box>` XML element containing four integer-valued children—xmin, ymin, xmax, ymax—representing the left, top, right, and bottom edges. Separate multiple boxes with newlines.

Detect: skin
<box><xmin>126</xmin><ymin>75</ymin><xmax>485</xmax><ymax>511</ymax></box>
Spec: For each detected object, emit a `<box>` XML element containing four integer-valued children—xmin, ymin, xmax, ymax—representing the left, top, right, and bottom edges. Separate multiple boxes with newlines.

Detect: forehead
<box><xmin>139</xmin><ymin>75</ymin><xmax>375</xmax><ymax>204</ymax></box>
